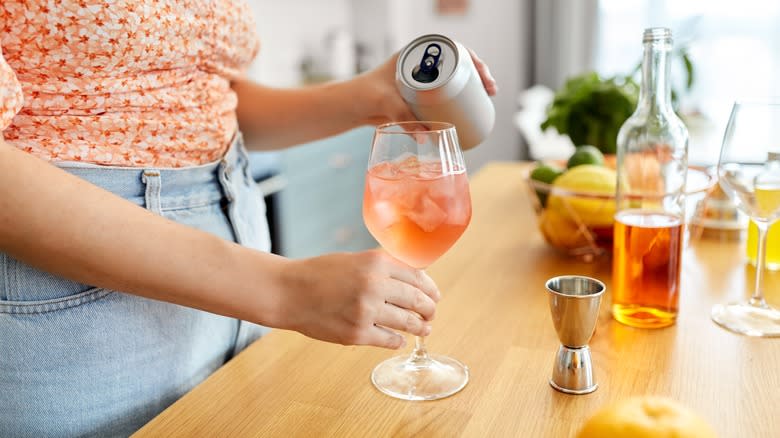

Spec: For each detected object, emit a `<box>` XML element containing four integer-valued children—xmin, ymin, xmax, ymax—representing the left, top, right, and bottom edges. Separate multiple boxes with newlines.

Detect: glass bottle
<box><xmin>612</xmin><ymin>27</ymin><xmax>689</xmax><ymax>329</ymax></box>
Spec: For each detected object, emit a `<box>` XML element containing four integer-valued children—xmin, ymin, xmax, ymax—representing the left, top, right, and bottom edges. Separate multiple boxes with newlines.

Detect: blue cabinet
<box><xmin>275</xmin><ymin>127</ymin><xmax>377</xmax><ymax>258</ymax></box>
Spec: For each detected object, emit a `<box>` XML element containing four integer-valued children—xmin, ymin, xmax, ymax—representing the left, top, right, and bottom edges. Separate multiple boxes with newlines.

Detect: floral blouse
<box><xmin>0</xmin><ymin>0</ymin><xmax>259</xmax><ymax>167</ymax></box>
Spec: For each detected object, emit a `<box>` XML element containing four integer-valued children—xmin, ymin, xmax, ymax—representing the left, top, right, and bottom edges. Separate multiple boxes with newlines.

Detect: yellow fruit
<box><xmin>538</xmin><ymin>208</ymin><xmax>590</xmax><ymax>250</ymax></box>
<box><xmin>548</xmin><ymin>165</ymin><xmax>617</xmax><ymax>227</ymax></box>
<box><xmin>577</xmin><ymin>397</ymin><xmax>717</xmax><ymax>438</ymax></box>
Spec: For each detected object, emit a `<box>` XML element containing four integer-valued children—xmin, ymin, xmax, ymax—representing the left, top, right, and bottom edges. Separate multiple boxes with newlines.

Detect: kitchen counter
<box><xmin>134</xmin><ymin>162</ymin><xmax>780</xmax><ymax>437</ymax></box>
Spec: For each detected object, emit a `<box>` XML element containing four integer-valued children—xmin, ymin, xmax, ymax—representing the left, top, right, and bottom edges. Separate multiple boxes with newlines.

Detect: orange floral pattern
<box><xmin>0</xmin><ymin>0</ymin><xmax>259</xmax><ymax>167</ymax></box>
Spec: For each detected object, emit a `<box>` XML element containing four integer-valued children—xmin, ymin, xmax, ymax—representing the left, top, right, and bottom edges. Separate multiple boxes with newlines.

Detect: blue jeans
<box><xmin>0</xmin><ymin>134</ymin><xmax>270</xmax><ymax>437</ymax></box>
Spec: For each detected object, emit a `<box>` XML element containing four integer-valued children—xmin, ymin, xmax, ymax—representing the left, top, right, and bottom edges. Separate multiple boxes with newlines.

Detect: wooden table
<box><xmin>135</xmin><ymin>162</ymin><xmax>780</xmax><ymax>437</ymax></box>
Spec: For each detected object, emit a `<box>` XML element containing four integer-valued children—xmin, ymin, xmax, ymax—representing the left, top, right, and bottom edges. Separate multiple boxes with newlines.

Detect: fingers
<box><xmin>385</xmin><ymin>94</ymin><xmax>419</xmax><ymax>125</ymax></box>
<box><xmin>370</xmin><ymin>325</ymin><xmax>408</xmax><ymax>349</ymax></box>
<box><xmin>374</xmin><ymin>298</ymin><xmax>433</xmax><ymax>337</ymax></box>
<box><xmin>382</xmin><ymin>278</ymin><xmax>437</xmax><ymax>322</ymax></box>
<box><xmin>468</xmin><ymin>48</ymin><xmax>498</xmax><ymax>96</ymax></box>
<box><xmin>393</xmin><ymin>101</ymin><xmax>418</xmax><ymax>123</ymax></box>
<box><xmin>286</xmin><ymin>250</ymin><xmax>444</xmax><ymax>350</ymax></box>
<box><xmin>384</xmin><ymin>258</ymin><xmax>441</xmax><ymax>304</ymax></box>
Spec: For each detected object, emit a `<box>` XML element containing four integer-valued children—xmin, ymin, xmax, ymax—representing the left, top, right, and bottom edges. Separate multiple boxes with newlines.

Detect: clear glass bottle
<box><xmin>612</xmin><ymin>27</ymin><xmax>689</xmax><ymax>329</ymax></box>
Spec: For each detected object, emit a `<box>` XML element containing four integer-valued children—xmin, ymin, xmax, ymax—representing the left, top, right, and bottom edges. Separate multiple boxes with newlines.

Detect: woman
<box><xmin>0</xmin><ymin>1</ymin><xmax>497</xmax><ymax>436</ymax></box>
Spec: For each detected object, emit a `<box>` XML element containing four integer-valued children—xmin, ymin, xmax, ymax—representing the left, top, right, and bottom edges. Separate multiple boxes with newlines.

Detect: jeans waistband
<box><xmin>57</xmin><ymin>133</ymin><xmax>251</xmax><ymax>211</ymax></box>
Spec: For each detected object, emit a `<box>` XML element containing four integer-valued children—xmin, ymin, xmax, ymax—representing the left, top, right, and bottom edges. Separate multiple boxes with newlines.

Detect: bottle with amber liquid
<box><xmin>612</xmin><ymin>28</ymin><xmax>689</xmax><ymax>328</ymax></box>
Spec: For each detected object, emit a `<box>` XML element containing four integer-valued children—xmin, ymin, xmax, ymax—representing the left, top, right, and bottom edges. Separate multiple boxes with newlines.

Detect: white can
<box><xmin>396</xmin><ymin>34</ymin><xmax>495</xmax><ymax>150</ymax></box>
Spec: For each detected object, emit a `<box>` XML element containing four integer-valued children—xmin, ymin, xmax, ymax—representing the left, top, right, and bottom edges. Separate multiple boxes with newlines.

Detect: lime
<box><xmin>548</xmin><ymin>165</ymin><xmax>617</xmax><ymax>227</ymax></box>
<box><xmin>567</xmin><ymin>145</ymin><xmax>605</xmax><ymax>169</ymax></box>
<box><xmin>529</xmin><ymin>163</ymin><xmax>564</xmax><ymax>207</ymax></box>
<box><xmin>530</xmin><ymin>163</ymin><xmax>564</xmax><ymax>184</ymax></box>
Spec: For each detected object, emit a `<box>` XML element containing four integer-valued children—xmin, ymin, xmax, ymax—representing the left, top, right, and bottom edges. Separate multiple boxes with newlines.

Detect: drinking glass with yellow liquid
<box><xmin>747</xmin><ymin>185</ymin><xmax>780</xmax><ymax>270</ymax></box>
<box><xmin>713</xmin><ymin>102</ymin><xmax>780</xmax><ymax>337</ymax></box>
<box><xmin>747</xmin><ymin>220</ymin><xmax>780</xmax><ymax>271</ymax></box>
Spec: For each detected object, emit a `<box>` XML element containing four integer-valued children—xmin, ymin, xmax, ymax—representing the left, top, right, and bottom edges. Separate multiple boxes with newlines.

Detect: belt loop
<box><xmin>236</xmin><ymin>134</ymin><xmax>249</xmax><ymax>161</ymax></box>
<box><xmin>233</xmin><ymin>132</ymin><xmax>252</xmax><ymax>181</ymax></box>
<box><xmin>234</xmin><ymin>131</ymin><xmax>245</xmax><ymax>154</ymax></box>
<box><xmin>142</xmin><ymin>170</ymin><xmax>162</xmax><ymax>214</ymax></box>
<box><xmin>218</xmin><ymin>159</ymin><xmax>235</xmax><ymax>202</ymax></box>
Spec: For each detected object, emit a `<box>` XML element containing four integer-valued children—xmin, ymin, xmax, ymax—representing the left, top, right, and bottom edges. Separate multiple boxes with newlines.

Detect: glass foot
<box><xmin>371</xmin><ymin>354</ymin><xmax>469</xmax><ymax>401</ymax></box>
<box><xmin>711</xmin><ymin>302</ymin><xmax>780</xmax><ymax>337</ymax></box>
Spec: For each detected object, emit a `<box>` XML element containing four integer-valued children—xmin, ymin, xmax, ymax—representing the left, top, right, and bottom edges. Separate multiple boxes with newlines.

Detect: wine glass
<box><xmin>713</xmin><ymin>101</ymin><xmax>780</xmax><ymax>336</ymax></box>
<box><xmin>363</xmin><ymin>121</ymin><xmax>472</xmax><ymax>400</ymax></box>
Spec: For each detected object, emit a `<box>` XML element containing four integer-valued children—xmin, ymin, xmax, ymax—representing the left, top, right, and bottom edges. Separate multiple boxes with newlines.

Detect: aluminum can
<box><xmin>396</xmin><ymin>34</ymin><xmax>495</xmax><ymax>150</ymax></box>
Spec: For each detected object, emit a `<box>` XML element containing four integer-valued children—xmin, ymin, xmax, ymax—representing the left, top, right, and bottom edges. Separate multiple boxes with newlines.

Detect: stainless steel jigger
<box><xmin>546</xmin><ymin>275</ymin><xmax>605</xmax><ymax>395</ymax></box>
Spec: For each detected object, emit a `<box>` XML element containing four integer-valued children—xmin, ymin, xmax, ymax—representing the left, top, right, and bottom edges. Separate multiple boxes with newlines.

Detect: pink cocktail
<box><xmin>364</xmin><ymin>121</ymin><xmax>472</xmax><ymax>401</ymax></box>
<box><xmin>363</xmin><ymin>158</ymin><xmax>471</xmax><ymax>269</ymax></box>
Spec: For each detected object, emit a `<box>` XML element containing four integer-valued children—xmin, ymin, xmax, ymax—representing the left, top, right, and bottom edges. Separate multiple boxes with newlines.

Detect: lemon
<box><xmin>548</xmin><ymin>165</ymin><xmax>617</xmax><ymax>227</ymax></box>
<box><xmin>538</xmin><ymin>208</ymin><xmax>590</xmax><ymax>249</ymax></box>
<box><xmin>567</xmin><ymin>145</ymin><xmax>605</xmax><ymax>168</ymax></box>
<box><xmin>577</xmin><ymin>396</ymin><xmax>717</xmax><ymax>438</ymax></box>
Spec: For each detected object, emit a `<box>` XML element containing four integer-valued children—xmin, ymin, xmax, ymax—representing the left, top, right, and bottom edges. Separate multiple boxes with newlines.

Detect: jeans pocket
<box><xmin>0</xmin><ymin>287</ymin><xmax>112</xmax><ymax>314</ymax></box>
<box><xmin>0</xmin><ymin>252</ymin><xmax>108</xmax><ymax>313</ymax></box>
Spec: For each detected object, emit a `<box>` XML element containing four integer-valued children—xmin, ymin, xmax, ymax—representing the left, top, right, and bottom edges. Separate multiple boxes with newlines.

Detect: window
<box><xmin>596</xmin><ymin>0</ymin><xmax>780</xmax><ymax>165</ymax></box>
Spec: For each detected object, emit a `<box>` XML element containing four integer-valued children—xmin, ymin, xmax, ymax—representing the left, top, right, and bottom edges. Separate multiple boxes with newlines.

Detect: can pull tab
<box><xmin>411</xmin><ymin>43</ymin><xmax>441</xmax><ymax>83</ymax></box>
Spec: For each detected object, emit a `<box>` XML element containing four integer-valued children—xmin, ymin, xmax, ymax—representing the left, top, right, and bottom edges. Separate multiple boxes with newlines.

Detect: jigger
<box><xmin>546</xmin><ymin>275</ymin><xmax>605</xmax><ymax>395</ymax></box>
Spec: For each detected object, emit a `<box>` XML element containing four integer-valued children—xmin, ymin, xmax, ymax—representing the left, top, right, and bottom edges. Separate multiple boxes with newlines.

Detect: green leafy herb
<box><xmin>540</xmin><ymin>47</ymin><xmax>695</xmax><ymax>155</ymax></box>
<box><xmin>540</xmin><ymin>73</ymin><xmax>638</xmax><ymax>154</ymax></box>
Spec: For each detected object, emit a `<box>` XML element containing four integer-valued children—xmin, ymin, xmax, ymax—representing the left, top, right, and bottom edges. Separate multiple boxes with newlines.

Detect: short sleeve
<box><xmin>0</xmin><ymin>44</ymin><xmax>23</xmax><ymax>131</ymax></box>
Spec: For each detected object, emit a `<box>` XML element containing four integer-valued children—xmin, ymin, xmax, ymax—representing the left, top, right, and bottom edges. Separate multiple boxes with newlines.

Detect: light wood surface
<box><xmin>135</xmin><ymin>162</ymin><xmax>780</xmax><ymax>438</ymax></box>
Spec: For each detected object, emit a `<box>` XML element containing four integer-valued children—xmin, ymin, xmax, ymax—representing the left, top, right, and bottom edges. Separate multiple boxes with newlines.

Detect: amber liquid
<box><xmin>612</xmin><ymin>210</ymin><xmax>683</xmax><ymax>328</ymax></box>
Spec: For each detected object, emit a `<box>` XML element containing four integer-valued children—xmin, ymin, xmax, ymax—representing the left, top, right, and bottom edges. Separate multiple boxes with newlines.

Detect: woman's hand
<box><xmin>274</xmin><ymin>250</ymin><xmax>441</xmax><ymax>349</ymax></box>
<box><xmin>352</xmin><ymin>49</ymin><xmax>498</xmax><ymax>126</ymax></box>
<box><xmin>233</xmin><ymin>48</ymin><xmax>495</xmax><ymax>150</ymax></box>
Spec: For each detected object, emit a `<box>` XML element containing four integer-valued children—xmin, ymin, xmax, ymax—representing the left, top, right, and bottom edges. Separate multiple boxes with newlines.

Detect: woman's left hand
<box><xmin>352</xmin><ymin>49</ymin><xmax>497</xmax><ymax>126</ymax></box>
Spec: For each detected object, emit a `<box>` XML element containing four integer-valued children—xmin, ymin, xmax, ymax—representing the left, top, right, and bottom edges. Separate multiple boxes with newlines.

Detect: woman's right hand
<box><xmin>275</xmin><ymin>250</ymin><xmax>440</xmax><ymax>349</ymax></box>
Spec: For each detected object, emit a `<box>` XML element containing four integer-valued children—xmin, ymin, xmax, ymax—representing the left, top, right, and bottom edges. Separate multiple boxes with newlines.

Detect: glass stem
<box><xmin>409</xmin><ymin>268</ymin><xmax>431</xmax><ymax>363</ymax></box>
<box><xmin>750</xmin><ymin>222</ymin><xmax>770</xmax><ymax>308</ymax></box>
<box><xmin>410</xmin><ymin>336</ymin><xmax>430</xmax><ymax>362</ymax></box>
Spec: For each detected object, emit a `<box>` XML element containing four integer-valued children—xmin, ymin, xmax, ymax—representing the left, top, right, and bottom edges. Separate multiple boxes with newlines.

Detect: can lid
<box><xmin>397</xmin><ymin>34</ymin><xmax>460</xmax><ymax>91</ymax></box>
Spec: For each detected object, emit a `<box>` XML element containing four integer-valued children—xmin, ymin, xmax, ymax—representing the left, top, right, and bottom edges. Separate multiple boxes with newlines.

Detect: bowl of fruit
<box><xmin>526</xmin><ymin>146</ymin><xmax>617</xmax><ymax>260</ymax></box>
<box><xmin>527</xmin><ymin>146</ymin><xmax>716</xmax><ymax>260</ymax></box>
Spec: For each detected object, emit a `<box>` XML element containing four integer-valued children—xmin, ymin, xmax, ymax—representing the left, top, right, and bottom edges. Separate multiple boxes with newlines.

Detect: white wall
<box><xmin>246</xmin><ymin>0</ymin><xmax>352</xmax><ymax>87</ymax></box>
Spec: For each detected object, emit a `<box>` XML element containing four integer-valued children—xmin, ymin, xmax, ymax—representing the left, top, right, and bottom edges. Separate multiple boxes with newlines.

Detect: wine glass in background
<box><xmin>713</xmin><ymin>101</ymin><xmax>780</xmax><ymax>336</ymax></box>
<box><xmin>363</xmin><ymin>121</ymin><xmax>472</xmax><ymax>400</ymax></box>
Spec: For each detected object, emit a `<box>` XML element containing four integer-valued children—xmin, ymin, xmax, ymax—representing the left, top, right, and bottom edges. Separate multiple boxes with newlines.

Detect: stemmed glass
<box><xmin>713</xmin><ymin>101</ymin><xmax>780</xmax><ymax>336</ymax></box>
<box><xmin>363</xmin><ymin>121</ymin><xmax>472</xmax><ymax>400</ymax></box>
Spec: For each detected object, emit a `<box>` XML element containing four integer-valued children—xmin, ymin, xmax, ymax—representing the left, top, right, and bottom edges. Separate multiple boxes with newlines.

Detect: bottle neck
<box><xmin>638</xmin><ymin>40</ymin><xmax>673</xmax><ymax>113</ymax></box>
